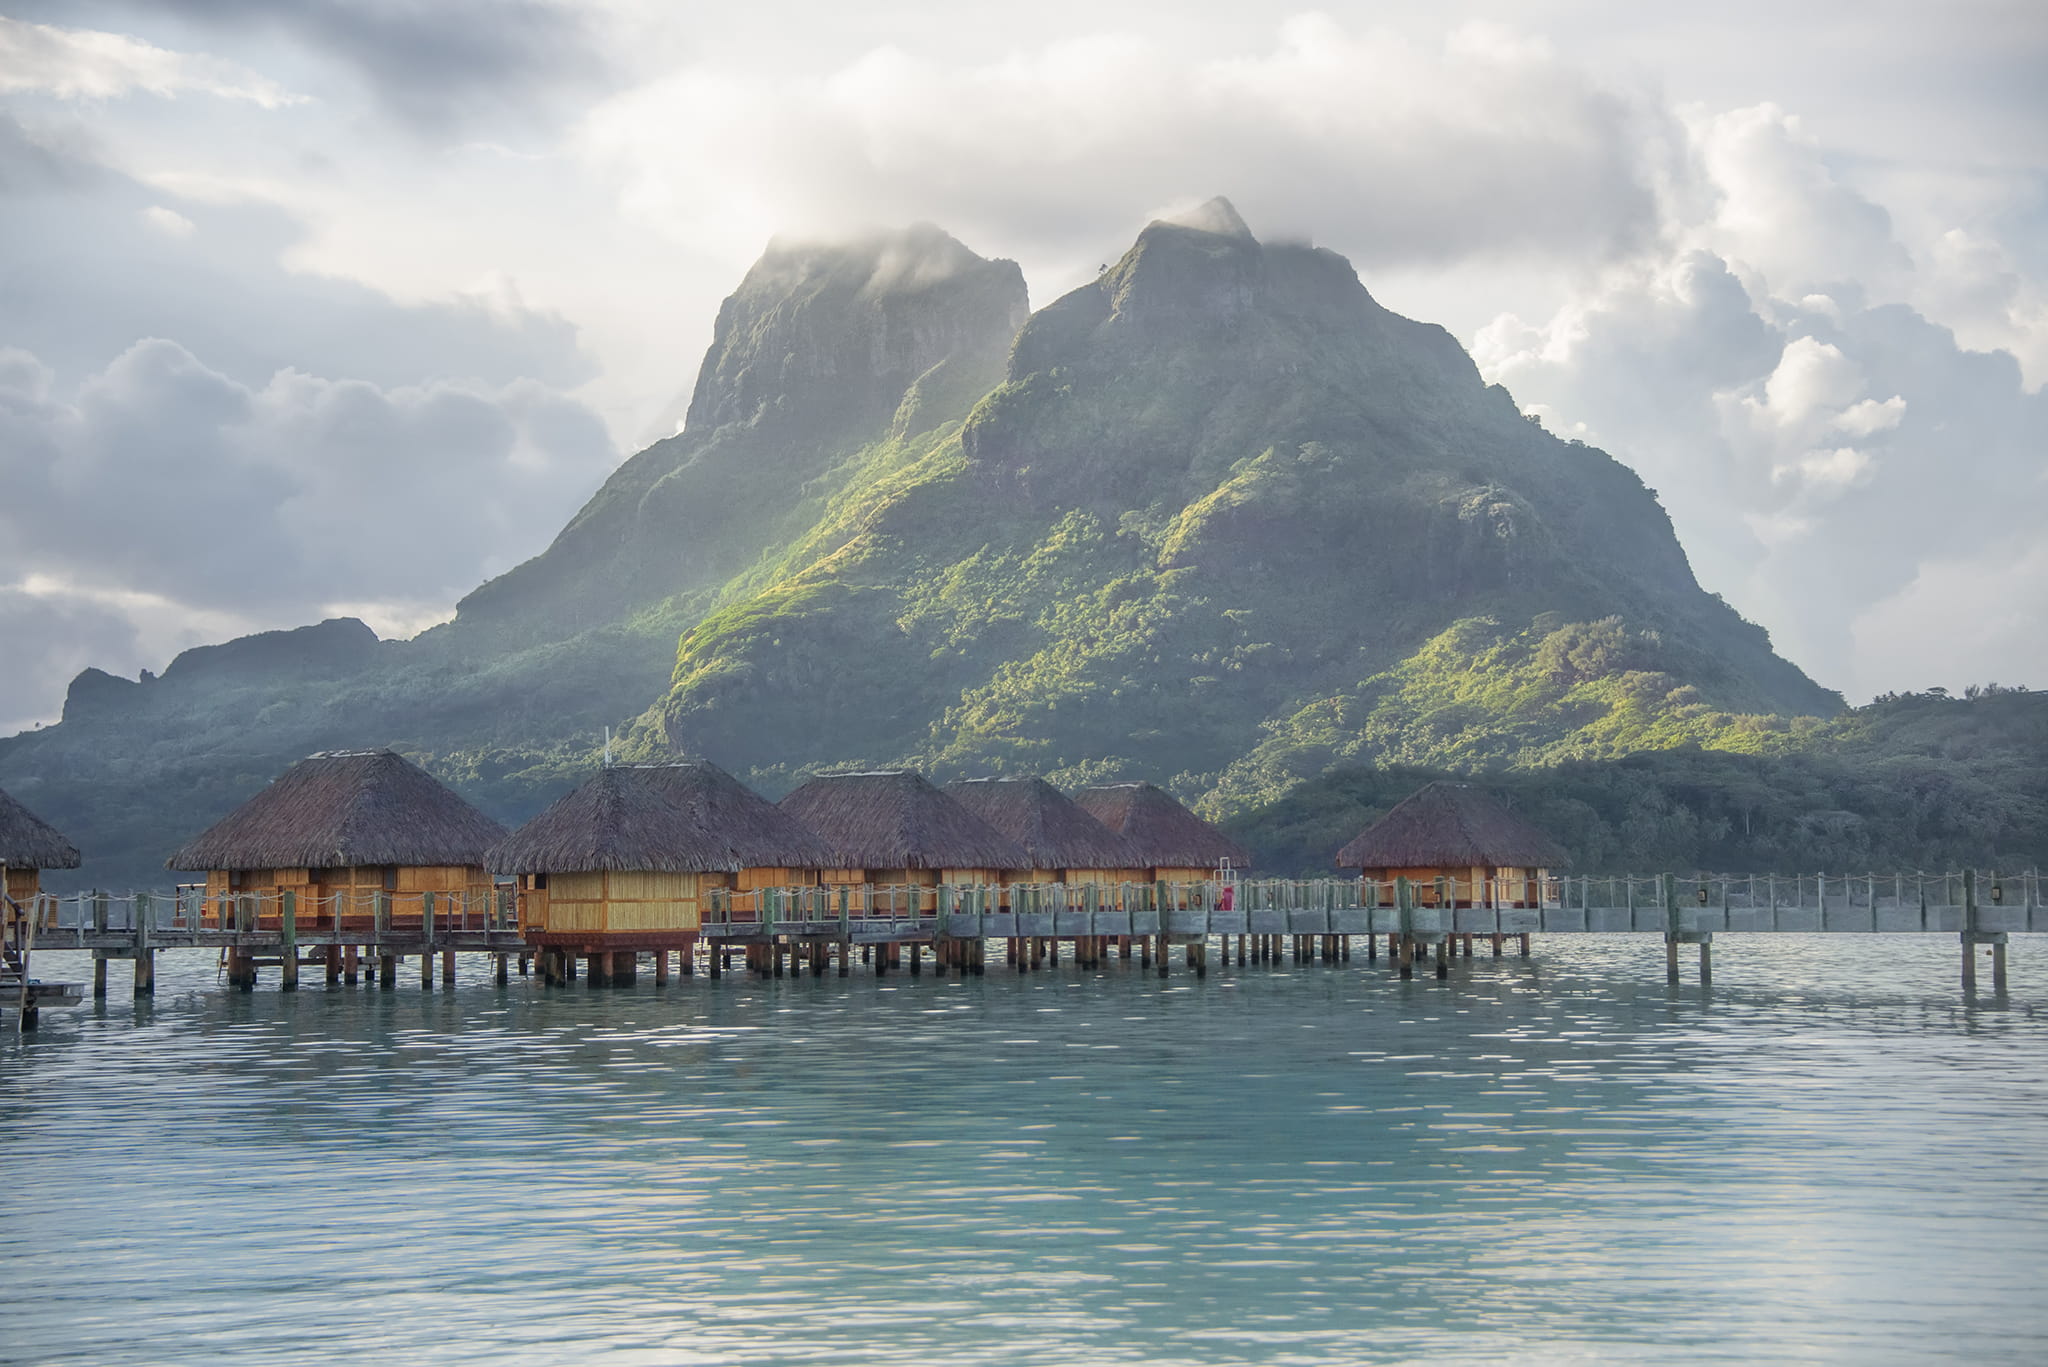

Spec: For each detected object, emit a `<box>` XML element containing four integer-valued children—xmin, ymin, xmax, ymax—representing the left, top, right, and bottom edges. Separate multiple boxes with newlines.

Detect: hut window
<box><xmin>382</xmin><ymin>867</ymin><xmax>398</xmax><ymax>891</ymax></box>
<box><xmin>533</xmin><ymin>874</ymin><xmax>548</xmax><ymax>891</ymax></box>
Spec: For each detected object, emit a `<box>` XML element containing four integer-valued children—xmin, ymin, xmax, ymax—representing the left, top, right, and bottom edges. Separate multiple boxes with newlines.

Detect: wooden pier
<box><xmin>6</xmin><ymin>870</ymin><xmax>2038</xmax><ymax>1027</ymax></box>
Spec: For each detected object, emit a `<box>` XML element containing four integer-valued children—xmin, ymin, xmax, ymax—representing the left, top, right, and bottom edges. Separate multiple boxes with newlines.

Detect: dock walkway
<box><xmin>6</xmin><ymin>870</ymin><xmax>2037</xmax><ymax>1026</ymax></box>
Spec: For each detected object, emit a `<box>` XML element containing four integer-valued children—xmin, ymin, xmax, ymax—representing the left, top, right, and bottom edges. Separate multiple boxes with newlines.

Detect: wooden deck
<box><xmin>5</xmin><ymin>870</ymin><xmax>2036</xmax><ymax>1022</ymax></box>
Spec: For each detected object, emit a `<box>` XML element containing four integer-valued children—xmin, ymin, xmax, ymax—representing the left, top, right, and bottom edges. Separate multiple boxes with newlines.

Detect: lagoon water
<box><xmin>4</xmin><ymin>938</ymin><xmax>2046</xmax><ymax>1365</ymax></box>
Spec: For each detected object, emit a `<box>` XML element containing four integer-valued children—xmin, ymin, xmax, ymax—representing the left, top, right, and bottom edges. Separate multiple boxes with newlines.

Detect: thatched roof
<box><xmin>619</xmin><ymin>762</ymin><xmax>839</xmax><ymax>869</ymax></box>
<box><xmin>943</xmin><ymin>776</ymin><xmax>1143</xmax><ymax>870</ymax></box>
<box><xmin>778</xmin><ymin>771</ymin><xmax>1029</xmax><ymax>871</ymax></box>
<box><xmin>491</xmin><ymin>762</ymin><xmax>837</xmax><ymax>875</ymax></box>
<box><xmin>1072</xmin><ymin>783</ymin><xmax>1250</xmax><ymax>870</ymax></box>
<box><xmin>0</xmin><ymin>785</ymin><xmax>81</xmax><ymax>870</ymax></box>
<box><xmin>490</xmin><ymin>767</ymin><xmax>732</xmax><ymax>875</ymax></box>
<box><xmin>1334</xmin><ymin>782</ymin><xmax>1569</xmax><ymax>870</ymax></box>
<box><xmin>167</xmin><ymin>749</ymin><xmax>507</xmax><ymax>871</ymax></box>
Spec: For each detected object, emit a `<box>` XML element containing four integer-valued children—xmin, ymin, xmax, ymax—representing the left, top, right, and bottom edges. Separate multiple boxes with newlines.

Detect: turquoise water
<box><xmin>4</xmin><ymin>937</ymin><xmax>2045</xmax><ymax>1365</ymax></box>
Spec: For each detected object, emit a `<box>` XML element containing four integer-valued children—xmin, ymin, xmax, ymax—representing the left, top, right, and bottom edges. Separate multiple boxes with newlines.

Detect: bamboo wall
<box><xmin>5</xmin><ymin>867</ymin><xmax>40</xmax><ymax>900</ymax></box>
<box><xmin>1362</xmin><ymin>865</ymin><xmax>1547</xmax><ymax>907</ymax></box>
<box><xmin>202</xmin><ymin>865</ymin><xmax>494</xmax><ymax>922</ymax></box>
<box><xmin>543</xmin><ymin>869</ymin><xmax>704</xmax><ymax>936</ymax></box>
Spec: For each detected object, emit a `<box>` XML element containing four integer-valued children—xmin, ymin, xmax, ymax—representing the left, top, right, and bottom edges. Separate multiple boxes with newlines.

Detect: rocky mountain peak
<box><xmin>682</xmin><ymin>225</ymin><xmax>1029</xmax><ymax>439</ymax></box>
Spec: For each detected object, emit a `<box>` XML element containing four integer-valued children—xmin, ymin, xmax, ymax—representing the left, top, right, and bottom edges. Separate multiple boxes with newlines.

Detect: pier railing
<box><xmin>17</xmin><ymin>870</ymin><xmax>2043</xmax><ymax>948</ymax></box>
<box><xmin>23</xmin><ymin>887</ymin><xmax>520</xmax><ymax>945</ymax></box>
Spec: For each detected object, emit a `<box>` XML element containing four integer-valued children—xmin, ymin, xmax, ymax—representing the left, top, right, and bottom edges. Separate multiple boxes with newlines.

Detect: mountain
<box><xmin>633</xmin><ymin>200</ymin><xmax>1834</xmax><ymax>787</ymax></box>
<box><xmin>0</xmin><ymin>201</ymin><xmax>1845</xmax><ymax>889</ymax></box>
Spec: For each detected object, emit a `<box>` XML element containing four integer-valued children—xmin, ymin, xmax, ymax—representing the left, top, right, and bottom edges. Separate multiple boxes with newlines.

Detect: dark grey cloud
<box><xmin>0</xmin><ymin>583</ymin><xmax>147</xmax><ymax>736</ymax></box>
<box><xmin>0</xmin><ymin>111</ymin><xmax>593</xmax><ymax>394</ymax></box>
<box><xmin>0</xmin><ymin>335</ymin><xmax>617</xmax><ymax>627</ymax></box>
<box><xmin>11</xmin><ymin>0</ymin><xmax>606</xmax><ymax>134</ymax></box>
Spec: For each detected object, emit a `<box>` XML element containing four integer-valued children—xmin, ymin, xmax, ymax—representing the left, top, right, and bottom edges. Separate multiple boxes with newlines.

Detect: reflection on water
<box><xmin>4</xmin><ymin>937</ymin><xmax>2045</xmax><ymax>1365</ymax></box>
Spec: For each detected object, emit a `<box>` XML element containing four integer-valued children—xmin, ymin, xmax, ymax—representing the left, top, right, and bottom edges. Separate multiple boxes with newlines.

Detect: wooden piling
<box><xmin>93</xmin><ymin>956</ymin><xmax>107</xmax><ymax>999</ymax></box>
<box><xmin>420</xmin><ymin>952</ymin><xmax>434</xmax><ymax>989</ymax></box>
<box><xmin>378</xmin><ymin>954</ymin><xmax>396</xmax><ymax>988</ymax></box>
<box><xmin>441</xmin><ymin>950</ymin><xmax>456</xmax><ymax>986</ymax></box>
<box><xmin>133</xmin><ymin>949</ymin><xmax>155</xmax><ymax>995</ymax></box>
<box><xmin>654</xmin><ymin>950</ymin><xmax>670</xmax><ymax>984</ymax></box>
<box><xmin>496</xmin><ymin>953</ymin><xmax>510</xmax><ymax>986</ymax></box>
<box><xmin>1699</xmin><ymin>939</ymin><xmax>1712</xmax><ymax>986</ymax></box>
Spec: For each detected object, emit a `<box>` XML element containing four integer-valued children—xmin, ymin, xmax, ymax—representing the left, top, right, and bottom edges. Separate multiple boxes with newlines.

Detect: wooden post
<box><xmin>1664</xmin><ymin>874</ymin><xmax>1680</xmax><ymax>985</ymax></box>
<box><xmin>280</xmin><ymin>891</ymin><xmax>298</xmax><ymax>992</ymax></box>
<box><xmin>93</xmin><ymin>955</ymin><xmax>108</xmax><ymax>999</ymax></box>
<box><xmin>496</xmin><ymin>953</ymin><xmax>510</xmax><ymax>986</ymax></box>
<box><xmin>420</xmin><ymin>951</ymin><xmax>433</xmax><ymax>989</ymax></box>
<box><xmin>1397</xmin><ymin>877</ymin><xmax>1413</xmax><ymax>980</ymax></box>
<box><xmin>441</xmin><ymin>950</ymin><xmax>455</xmax><ymax>985</ymax></box>
<box><xmin>344</xmin><ymin>944</ymin><xmax>360</xmax><ymax>985</ymax></box>
<box><xmin>654</xmin><ymin>949</ymin><xmax>670</xmax><ymax>984</ymax></box>
<box><xmin>1699</xmin><ymin>938</ymin><xmax>1712</xmax><ymax>986</ymax></box>
<box><xmin>1992</xmin><ymin>938</ymin><xmax>2008</xmax><ymax>994</ymax></box>
<box><xmin>1963</xmin><ymin>869</ymin><xmax>1978</xmax><ymax>993</ymax></box>
<box><xmin>378</xmin><ymin>953</ymin><xmax>396</xmax><ymax>987</ymax></box>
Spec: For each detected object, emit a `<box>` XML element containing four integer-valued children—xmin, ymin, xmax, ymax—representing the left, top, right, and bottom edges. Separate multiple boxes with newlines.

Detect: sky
<box><xmin>1</xmin><ymin>0</ymin><xmax>2043</xmax><ymax>734</ymax></box>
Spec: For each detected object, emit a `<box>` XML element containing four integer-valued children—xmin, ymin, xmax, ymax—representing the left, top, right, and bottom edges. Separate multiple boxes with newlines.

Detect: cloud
<box><xmin>0</xmin><ymin>15</ymin><xmax>301</xmax><ymax>107</ymax></box>
<box><xmin>583</xmin><ymin>15</ymin><xmax>1680</xmax><ymax>277</ymax></box>
<box><xmin>1476</xmin><ymin>104</ymin><xmax>2048</xmax><ymax>701</ymax></box>
<box><xmin>1</xmin><ymin>340</ymin><xmax>616</xmax><ymax>614</ymax></box>
<box><xmin>87</xmin><ymin>0</ymin><xmax>606</xmax><ymax>134</ymax></box>
<box><xmin>140</xmin><ymin>203</ymin><xmax>192</xmax><ymax>236</ymax></box>
<box><xmin>1</xmin><ymin>112</ymin><xmax>595</xmax><ymax>395</ymax></box>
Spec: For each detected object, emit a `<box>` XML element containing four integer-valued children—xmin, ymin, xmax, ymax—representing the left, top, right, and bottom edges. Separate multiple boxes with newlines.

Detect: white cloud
<box><xmin>0</xmin><ymin>16</ymin><xmax>303</xmax><ymax>107</ymax></box>
<box><xmin>1476</xmin><ymin>102</ymin><xmax>2048</xmax><ymax>701</ymax></box>
<box><xmin>582</xmin><ymin>15</ymin><xmax>1679</xmax><ymax>276</ymax></box>
<box><xmin>139</xmin><ymin>203</ymin><xmax>192</xmax><ymax>237</ymax></box>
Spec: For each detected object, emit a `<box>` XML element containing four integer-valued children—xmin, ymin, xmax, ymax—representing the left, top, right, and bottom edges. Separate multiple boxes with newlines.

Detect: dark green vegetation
<box><xmin>3</xmin><ymin>201</ymin><xmax>2034</xmax><ymax>889</ymax></box>
<box><xmin>1228</xmin><ymin>686</ymin><xmax>2048</xmax><ymax>876</ymax></box>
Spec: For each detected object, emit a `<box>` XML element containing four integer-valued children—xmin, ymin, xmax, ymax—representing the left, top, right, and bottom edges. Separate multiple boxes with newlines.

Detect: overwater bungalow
<box><xmin>778</xmin><ymin>771</ymin><xmax>1028</xmax><ymax>907</ymax></box>
<box><xmin>1072</xmin><ymin>782</ymin><xmax>1251</xmax><ymax>885</ymax></box>
<box><xmin>942</xmin><ymin>776</ymin><xmax>1143</xmax><ymax>886</ymax></box>
<box><xmin>492</xmin><ymin>762</ymin><xmax>835</xmax><ymax>977</ymax></box>
<box><xmin>165</xmin><ymin>749</ymin><xmax>506</xmax><ymax>926</ymax></box>
<box><xmin>1334</xmin><ymin>781</ymin><xmax>1567</xmax><ymax>907</ymax></box>
<box><xmin>0</xmin><ymin>784</ymin><xmax>82</xmax><ymax>901</ymax></box>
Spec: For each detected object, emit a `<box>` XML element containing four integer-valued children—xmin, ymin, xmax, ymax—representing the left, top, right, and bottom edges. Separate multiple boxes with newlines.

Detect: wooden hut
<box><xmin>1333</xmin><ymin>781</ymin><xmax>1567</xmax><ymax>907</ymax></box>
<box><xmin>492</xmin><ymin>762</ymin><xmax>835</xmax><ymax>972</ymax></box>
<box><xmin>778</xmin><ymin>771</ymin><xmax>1028</xmax><ymax>903</ymax></box>
<box><xmin>166</xmin><ymin>749</ymin><xmax>506</xmax><ymax>927</ymax></box>
<box><xmin>0</xmin><ymin>784</ymin><xmax>82</xmax><ymax>901</ymax></box>
<box><xmin>1072</xmin><ymin>782</ymin><xmax>1250</xmax><ymax>884</ymax></box>
<box><xmin>941</xmin><ymin>777</ymin><xmax>1142</xmax><ymax>885</ymax></box>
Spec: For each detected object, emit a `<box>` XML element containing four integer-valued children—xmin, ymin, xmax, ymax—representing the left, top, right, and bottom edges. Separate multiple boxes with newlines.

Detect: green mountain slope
<box><xmin>637</xmin><ymin>202</ymin><xmax>1835</xmax><ymax>794</ymax></box>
